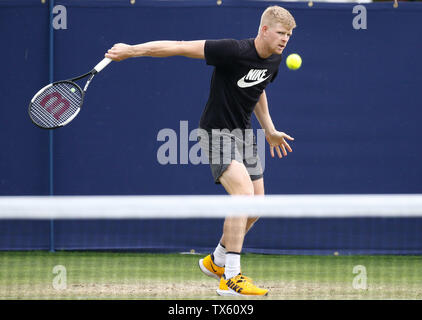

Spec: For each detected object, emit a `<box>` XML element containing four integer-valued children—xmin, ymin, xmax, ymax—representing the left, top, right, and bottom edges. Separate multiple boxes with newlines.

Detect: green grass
<box><xmin>0</xmin><ymin>251</ymin><xmax>421</xmax><ymax>299</ymax></box>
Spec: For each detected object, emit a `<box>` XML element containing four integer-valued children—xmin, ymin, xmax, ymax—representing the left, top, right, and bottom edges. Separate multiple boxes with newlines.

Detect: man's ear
<box><xmin>261</xmin><ymin>25</ymin><xmax>269</xmax><ymax>37</ymax></box>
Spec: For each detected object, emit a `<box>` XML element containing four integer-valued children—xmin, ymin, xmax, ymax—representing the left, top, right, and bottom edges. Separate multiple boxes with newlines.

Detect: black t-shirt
<box><xmin>199</xmin><ymin>38</ymin><xmax>282</xmax><ymax>131</ymax></box>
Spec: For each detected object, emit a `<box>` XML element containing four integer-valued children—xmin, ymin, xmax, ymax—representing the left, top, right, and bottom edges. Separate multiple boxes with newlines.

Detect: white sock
<box><xmin>224</xmin><ymin>252</ymin><xmax>241</xmax><ymax>279</ymax></box>
<box><xmin>212</xmin><ymin>242</ymin><xmax>226</xmax><ymax>267</ymax></box>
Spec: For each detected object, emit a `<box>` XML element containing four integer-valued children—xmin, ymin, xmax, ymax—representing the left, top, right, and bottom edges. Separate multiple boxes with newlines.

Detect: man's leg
<box><xmin>217</xmin><ymin>161</ymin><xmax>267</xmax><ymax>282</ymax></box>
<box><xmin>219</xmin><ymin>177</ymin><xmax>263</xmax><ymax>248</ymax></box>
<box><xmin>213</xmin><ymin>161</ymin><xmax>268</xmax><ymax>295</ymax></box>
<box><xmin>198</xmin><ymin>160</ymin><xmax>252</xmax><ymax>277</ymax></box>
<box><xmin>244</xmin><ymin>177</ymin><xmax>264</xmax><ymax>235</ymax></box>
<box><xmin>218</xmin><ymin>160</ymin><xmax>254</xmax><ymax>255</ymax></box>
<box><xmin>198</xmin><ymin>161</ymin><xmax>268</xmax><ymax>295</ymax></box>
<box><xmin>209</xmin><ymin>178</ymin><xmax>263</xmax><ymax>274</ymax></box>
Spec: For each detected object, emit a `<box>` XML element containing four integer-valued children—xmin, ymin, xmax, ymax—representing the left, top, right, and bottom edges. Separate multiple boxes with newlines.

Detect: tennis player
<box><xmin>105</xmin><ymin>6</ymin><xmax>296</xmax><ymax>296</ymax></box>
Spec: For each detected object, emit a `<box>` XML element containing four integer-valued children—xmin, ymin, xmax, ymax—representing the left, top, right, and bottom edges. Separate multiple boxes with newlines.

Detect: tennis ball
<box><xmin>70</xmin><ymin>87</ymin><xmax>76</xmax><ymax>93</ymax></box>
<box><xmin>286</xmin><ymin>53</ymin><xmax>302</xmax><ymax>70</ymax></box>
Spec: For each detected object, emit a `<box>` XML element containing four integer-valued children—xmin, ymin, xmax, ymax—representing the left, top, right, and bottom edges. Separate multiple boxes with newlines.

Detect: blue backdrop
<box><xmin>0</xmin><ymin>0</ymin><xmax>421</xmax><ymax>253</ymax></box>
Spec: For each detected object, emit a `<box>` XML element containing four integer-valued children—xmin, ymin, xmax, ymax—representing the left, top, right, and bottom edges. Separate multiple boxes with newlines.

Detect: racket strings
<box><xmin>30</xmin><ymin>82</ymin><xmax>83</xmax><ymax>128</ymax></box>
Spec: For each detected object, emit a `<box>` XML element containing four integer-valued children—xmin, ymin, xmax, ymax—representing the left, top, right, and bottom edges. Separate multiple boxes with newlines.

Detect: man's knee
<box><xmin>233</xmin><ymin>184</ymin><xmax>254</xmax><ymax>196</ymax></box>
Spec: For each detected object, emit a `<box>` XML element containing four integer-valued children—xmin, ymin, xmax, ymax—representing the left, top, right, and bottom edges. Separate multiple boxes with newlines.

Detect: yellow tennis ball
<box><xmin>286</xmin><ymin>53</ymin><xmax>302</xmax><ymax>70</ymax></box>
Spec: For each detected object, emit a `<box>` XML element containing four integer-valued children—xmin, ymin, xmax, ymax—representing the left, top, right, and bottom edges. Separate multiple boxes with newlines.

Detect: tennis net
<box><xmin>0</xmin><ymin>194</ymin><xmax>421</xmax><ymax>300</ymax></box>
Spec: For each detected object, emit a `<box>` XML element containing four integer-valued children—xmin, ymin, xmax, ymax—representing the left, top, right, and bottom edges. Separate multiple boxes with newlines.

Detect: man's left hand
<box><xmin>265</xmin><ymin>131</ymin><xmax>294</xmax><ymax>158</ymax></box>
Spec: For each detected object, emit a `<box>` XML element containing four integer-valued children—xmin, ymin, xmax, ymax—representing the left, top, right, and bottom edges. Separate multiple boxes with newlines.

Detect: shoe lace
<box><xmin>234</xmin><ymin>274</ymin><xmax>255</xmax><ymax>289</ymax></box>
<box><xmin>239</xmin><ymin>273</ymin><xmax>253</xmax><ymax>282</ymax></box>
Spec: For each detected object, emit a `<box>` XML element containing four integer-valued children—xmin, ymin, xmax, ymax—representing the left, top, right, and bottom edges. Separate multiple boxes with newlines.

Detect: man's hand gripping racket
<box><xmin>28</xmin><ymin>57</ymin><xmax>112</xmax><ymax>129</ymax></box>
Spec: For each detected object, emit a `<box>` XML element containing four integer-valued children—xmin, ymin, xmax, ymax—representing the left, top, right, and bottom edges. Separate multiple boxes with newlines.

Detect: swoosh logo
<box><xmin>210</xmin><ymin>263</ymin><xmax>217</xmax><ymax>273</ymax></box>
<box><xmin>237</xmin><ymin>75</ymin><xmax>271</xmax><ymax>88</ymax></box>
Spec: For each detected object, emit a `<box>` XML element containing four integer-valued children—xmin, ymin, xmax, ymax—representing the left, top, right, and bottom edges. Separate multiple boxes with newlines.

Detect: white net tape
<box><xmin>1</xmin><ymin>194</ymin><xmax>422</xmax><ymax>219</ymax></box>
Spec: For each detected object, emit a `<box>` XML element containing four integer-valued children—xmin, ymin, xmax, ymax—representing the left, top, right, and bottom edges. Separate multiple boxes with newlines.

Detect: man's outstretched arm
<box><xmin>105</xmin><ymin>41</ymin><xmax>206</xmax><ymax>61</ymax></box>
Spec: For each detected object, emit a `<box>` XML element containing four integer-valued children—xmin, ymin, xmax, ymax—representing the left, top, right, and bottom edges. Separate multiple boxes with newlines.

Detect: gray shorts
<box><xmin>197</xmin><ymin>128</ymin><xmax>264</xmax><ymax>184</ymax></box>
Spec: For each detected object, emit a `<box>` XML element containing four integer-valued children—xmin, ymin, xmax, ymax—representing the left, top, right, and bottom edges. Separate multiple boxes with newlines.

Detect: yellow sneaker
<box><xmin>216</xmin><ymin>273</ymin><xmax>268</xmax><ymax>296</ymax></box>
<box><xmin>198</xmin><ymin>254</ymin><xmax>225</xmax><ymax>280</ymax></box>
<box><xmin>198</xmin><ymin>254</ymin><xmax>253</xmax><ymax>282</ymax></box>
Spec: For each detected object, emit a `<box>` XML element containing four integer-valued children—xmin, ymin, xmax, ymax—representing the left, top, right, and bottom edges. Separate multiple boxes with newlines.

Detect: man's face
<box><xmin>263</xmin><ymin>23</ymin><xmax>292</xmax><ymax>55</ymax></box>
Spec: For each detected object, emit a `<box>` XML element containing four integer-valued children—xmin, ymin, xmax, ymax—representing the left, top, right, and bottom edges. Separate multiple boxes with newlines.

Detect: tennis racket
<box><xmin>28</xmin><ymin>57</ymin><xmax>112</xmax><ymax>129</ymax></box>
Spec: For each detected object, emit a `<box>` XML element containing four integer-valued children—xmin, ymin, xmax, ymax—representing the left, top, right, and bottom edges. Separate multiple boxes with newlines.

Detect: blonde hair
<box><xmin>259</xmin><ymin>6</ymin><xmax>296</xmax><ymax>31</ymax></box>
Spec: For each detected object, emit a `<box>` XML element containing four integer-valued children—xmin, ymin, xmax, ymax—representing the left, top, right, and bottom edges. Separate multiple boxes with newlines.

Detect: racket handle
<box><xmin>94</xmin><ymin>57</ymin><xmax>112</xmax><ymax>73</ymax></box>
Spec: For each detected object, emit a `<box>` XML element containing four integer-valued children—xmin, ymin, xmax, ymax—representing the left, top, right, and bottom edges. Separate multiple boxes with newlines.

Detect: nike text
<box><xmin>237</xmin><ymin>69</ymin><xmax>270</xmax><ymax>88</ymax></box>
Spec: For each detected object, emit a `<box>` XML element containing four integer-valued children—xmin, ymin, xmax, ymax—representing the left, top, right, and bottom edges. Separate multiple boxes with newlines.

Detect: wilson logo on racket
<box><xmin>28</xmin><ymin>57</ymin><xmax>112</xmax><ymax>129</ymax></box>
<box><xmin>40</xmin><ymin>92</ymin><xmax>70</xmax><ymax>120</ymax></box>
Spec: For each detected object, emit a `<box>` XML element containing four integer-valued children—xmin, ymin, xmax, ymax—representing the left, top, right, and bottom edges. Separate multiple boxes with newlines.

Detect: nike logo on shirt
<box><xmin>237</xmin><ymin>69</ymin><xmax>271</xmax><ymax>88</ymax></box>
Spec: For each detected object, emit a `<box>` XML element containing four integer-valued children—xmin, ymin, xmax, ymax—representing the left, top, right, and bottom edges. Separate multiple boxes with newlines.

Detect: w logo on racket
<box><xmin>29</xmin><ymin>57</ymin><xmax>112</xmax><ymax>129</ymax></box>
<box><xmin>40</xmin><ymin>92</ymin><xmax>70</xmax><ymax>120</ymax></box>
<box><xmin>29</xmin><ymin>81</ymin><xmax>83</xmax><ymax>129</ymax></box>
